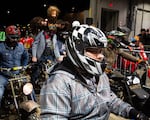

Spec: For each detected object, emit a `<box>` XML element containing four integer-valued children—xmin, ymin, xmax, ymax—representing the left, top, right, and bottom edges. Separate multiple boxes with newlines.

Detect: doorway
<box><xmin>101</xmin><ymin>8</ymin><xmax>119</xmax><ymax>32</ymax></box>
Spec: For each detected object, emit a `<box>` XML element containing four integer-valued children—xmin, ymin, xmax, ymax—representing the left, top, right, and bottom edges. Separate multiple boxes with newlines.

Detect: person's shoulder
<box><xmin>17</xmin><ymin>42</ymin><xmax>24</xmax><ymax>46</ymax></box>
<box><xmin>52</xmin><ymin>69</ymin><xmax>75</xmax><ymax>79</ymax></box>
<box><xmin>37</xmin><ymin>30</ymin><xmax>46</xmax><ymax>39</ymax></box>
<box><xmin>49</xmin><ymin>58</ymin><xmax>76</xmax><ymax>78</ymax></box>
<box><xmin>44</xmin><ymin>70</ymin><xmax>75</xmax><ymax>88</ymax></box>
<box><xmin>0</xmin><ymin>42</ymin><xmax>4</xmax><ymax>45</ymax></box>
<box><xmin>17</xmin><ymin>42</ymin><xmax>26</xmax><ymax>49</ymax></box>
<box><xmin>39</xmin><ymin>30</ymin><xmax>45</xmax><ymax>35</ymax></box>
<box><xmin>0</xmin><ymin>42</ymin><xmax>5</xmax><ymax>47</ymax></box>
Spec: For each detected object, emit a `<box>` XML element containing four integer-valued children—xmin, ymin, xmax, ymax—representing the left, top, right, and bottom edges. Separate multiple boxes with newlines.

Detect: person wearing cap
<box><xmin>0</xmin><ymin>25</ymin><xmax>29</xmax><ymax>109</ymax></box>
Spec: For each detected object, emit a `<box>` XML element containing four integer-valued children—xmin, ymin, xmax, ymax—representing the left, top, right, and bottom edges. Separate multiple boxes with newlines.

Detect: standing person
<box><xmin>30</xmin><ymin>16</ymin><xmax>57</xmax><ymax>88</ymax></box>
<box><xmin>40</xmin><ymin>25</ymin><xmax>149</xmax><ymax>120</ymax></box>
<box><xmin>19</xmin><ymin>30</ymin><xmax>34</xmax><ymax>50</ymax></box>
<box><xmin>19</xmin><ymin>29</ymin><xmax>34</xmax><ymax>62</ymax></box>
<box><xmin>30</xmin><ymin>16</ymin><xmax>66</xmax><ymax>63</ymax></box>
<box><xmin>47</xmin><ymin>5</ymin><xmax>60</xmax><ymax>42</ymax></box>
<box><xmin>146</xmin><ymin>28</ymin><xmax>150</xmax><ymax>44</ymax></box>
<box><xmin>145</xmin><ymin>29</ymin><xmax>150</xmax><ymax>63</ymax></box>
<box><xmin>46</xmin><ymin>6</ymin><xmax>61</xmax><ymax>59</ymax></box>
<box><xmin>53</xmin><ymin>19</ymin><xmax>70</xmax><ymax>62</ymax></box>
<box><xmin>47</xmin><ymin>5</ymin><xmax>60</xmax><ymax>24</ymax></box>
<box><xmin>30</xmin><ymin>16</ymin><xmax>55</xmax><ymax>63</ymax></box>
<box><xmin>145</xmin><ymin>29</ymin><xmax>150</xmax><ymax>48</ymax></box>
<box><xmin>0</xmin><ymin>25</ymin><xmax>29</xmax><ymax>108</ymax></box>
<box><xmin>30</xmin><ymin>16</ymin><xmax>66</xmax><ymax>86</ymax></box>
<box><xmin>47</xmin><ymin>5</ymin><xmax>60</xmax><ymax>35</ymax></box>
<box><xmin>137</xmin><ymin>28</ymin><xmax>146</xmax><ymax>45</ymax></box>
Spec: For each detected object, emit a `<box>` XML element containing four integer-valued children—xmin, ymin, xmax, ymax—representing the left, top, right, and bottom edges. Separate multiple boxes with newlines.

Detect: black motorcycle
<box><xmin>108</xmin><ymin>70</ymin><xmax>150</xmax><ymax>116</ymax></box>
<box><xmin>0</xmin><ymin>65</ymin><xmax>41</xmax><ymax>120</ymax></box>
<box><xmin>29</xmin><ymin>60</ymin><xmax>53</xmax><ymax>94</ymax></box>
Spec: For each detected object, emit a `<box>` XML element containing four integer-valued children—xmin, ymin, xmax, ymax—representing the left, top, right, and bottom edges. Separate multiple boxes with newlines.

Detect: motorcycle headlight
<box><xmin>23</xmin><ymin>83</ymin><xmax>33</xmax><ymax>95</ymax></box>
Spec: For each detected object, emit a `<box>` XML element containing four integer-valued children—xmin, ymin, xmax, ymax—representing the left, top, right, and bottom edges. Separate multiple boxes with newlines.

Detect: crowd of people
<box><xmin>0</xmin><ymin>5</ymin><xmax>150</xmax><ymax>120</ymax></box>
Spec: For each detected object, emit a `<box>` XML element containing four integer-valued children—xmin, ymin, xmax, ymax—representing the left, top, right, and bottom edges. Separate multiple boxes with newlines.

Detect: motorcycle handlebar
<box><xmin>0</xmin><ymin>65</ymin><xmax>30</xmax><ymax>72</ymax></box>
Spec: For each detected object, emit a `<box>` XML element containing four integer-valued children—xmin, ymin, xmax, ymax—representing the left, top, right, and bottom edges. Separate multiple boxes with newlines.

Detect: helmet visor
<box><xmin>85</xmin><ymin>47</ymin><xmax>103</xmax><ymax>54</ymax></box>
<box><xmin>85</xmin><ymin>47</ymin><xmax>104</xmax><ymax>62</ymax></box>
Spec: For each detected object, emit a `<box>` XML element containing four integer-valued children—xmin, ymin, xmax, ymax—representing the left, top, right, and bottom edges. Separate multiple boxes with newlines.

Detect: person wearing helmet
<box><xmin>103</xmin><ymin>30</ymin><xmax>145</xmax><ymax>73</ymax></box>
<box><xmin>40</xmin><ymin>25</ymin><xmax>148</xmax><ymax>120</ymax></box>
<box><xmin>0</xmin><ymin>25</ymin><xmax>29</xmax><ymax>109</ymax></box>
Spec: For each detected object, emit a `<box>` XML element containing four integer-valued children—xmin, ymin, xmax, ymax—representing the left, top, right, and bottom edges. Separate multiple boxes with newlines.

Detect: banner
<box><xmin>0</xmin><ymin>31</ymin><xmax>6</xmax><ymax>41</ymax></box>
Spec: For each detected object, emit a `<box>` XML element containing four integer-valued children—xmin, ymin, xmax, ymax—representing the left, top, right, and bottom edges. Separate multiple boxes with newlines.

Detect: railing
<box><xmin>114</xmin><ymin>47</ymin><xmax>150</xmax><ymax>76</ymax></box>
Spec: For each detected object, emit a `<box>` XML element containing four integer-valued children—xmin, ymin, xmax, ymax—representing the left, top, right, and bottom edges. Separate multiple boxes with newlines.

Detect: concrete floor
<box><xmin>109</xmin><ymin>113</ymin><xmax>130</xmax><ymax>120</ymax></box>
<box><xmin>0</xmin><ymin>113</ymin><xmax>130</xmax><ymax>120</ymax></box>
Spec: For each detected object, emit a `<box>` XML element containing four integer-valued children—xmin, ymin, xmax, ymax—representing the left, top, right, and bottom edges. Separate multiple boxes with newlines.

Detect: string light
<box><xmin>6</xmin><ymin>9</ymin><xmax>11</xmax><ymax>15</ymax></box>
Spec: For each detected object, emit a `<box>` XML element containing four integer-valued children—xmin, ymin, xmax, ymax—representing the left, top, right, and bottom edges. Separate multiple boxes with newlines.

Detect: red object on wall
<box><xmin>108</xmin><ymin>3</ymin><xmax>113</xmax><ymax>7</ymax></box>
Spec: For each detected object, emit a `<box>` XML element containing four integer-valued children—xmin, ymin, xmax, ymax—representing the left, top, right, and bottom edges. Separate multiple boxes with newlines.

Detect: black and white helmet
<box><xmin>66</xmin><ymin>24</ymin><xmax>107</xmax><ymax>75</ymax></box>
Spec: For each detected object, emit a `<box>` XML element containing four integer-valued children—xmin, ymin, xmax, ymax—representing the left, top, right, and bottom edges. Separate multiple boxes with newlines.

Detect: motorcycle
<box><xmin>109</xmin><ymin>69</ymin><xmax>150</xmax><ymax>117</ymax></box>
<box><xmin>106</xmin><ymin>32</ymin><xmax>150</xmax><ymax>116</ymax></box>
<box><xmin>0</xmin><ymin>65</ymin><xmax>41</xmax><ymax>120</ymax></box>
<box><xmin>120</xmin><ymin>46</ymin><xmax>150</xmax><ymax>92</ymax></box>
<box><xmin>29</xmin><ymin>60</ymin><xmax>53</xmax><ymax>94</ymax></box>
